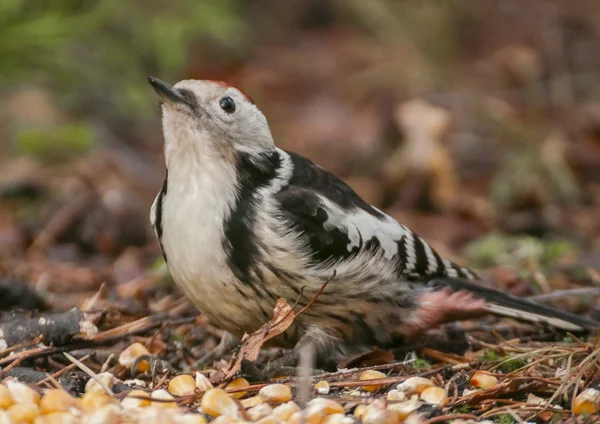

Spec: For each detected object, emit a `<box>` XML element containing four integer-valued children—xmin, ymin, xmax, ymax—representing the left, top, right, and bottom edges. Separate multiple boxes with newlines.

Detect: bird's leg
<box><xmin>188</xmin><ymin>332</ymin><xmax>240</xmax><ymax>371</ymax></box>
<box><xmin>241</xmin><ymin>326</ymin><xmax>339</xmax><ymax>381</ymax></box>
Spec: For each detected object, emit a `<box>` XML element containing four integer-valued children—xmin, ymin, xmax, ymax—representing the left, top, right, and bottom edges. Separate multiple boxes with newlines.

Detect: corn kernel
<box><xmin>387</xmin><ymin>398</ymin><xmax>423</xmax><ymax>421</ymax></box>
<box><xmin>151</xmin><ymin>389</ymin><xmax>178</xmax><ymax>409</ymax></box>
<box><xmin>0</xmin><ymin>384</ymin><xmax>14</xmax><ymax>409</ymax></box>
<box><xmin>122</xmin><ymin>389</ymin><xmax>151</xmax><ymax>409</ymax></box>
<box><xmin>240</xmin><ymin>396</ymin><xmax>263</xmax><ymax>409</ymax></box>
<box><xmin>308</xmin><ymin>398</ymin><xmax>344</xmax><ymax>415</ymax></box>
<box><xmin>362</xmin><ymin>405</ymin><xmax>398</xmax><ymax>424</ymax></box>
<box><xmin>258</xmin><ymin>384</ymin><xmax>292</xmax><ymax>403</ymax></box>
<box><xmin>256</xmin><ymin>416</ymin><xmax>277</xmax><ymax>424</ymax></box>
<box><xmin>210</xmin><ymin>416</ymin><xmax>237</xmax><ymax>424</ymax></box>
<box><xmin>195</xmin><ymin>373</ymin><xmax>213</xmax><ymax>392</ymax></box>
<box><xmin>470</xmin><ymin>371</ymin><xmax>498</xmax><ymax>389</ymax></box>
<box><xmin>353</xmin><ymin>405</ymin><xmax>367</xmax><ymax>419</ymax></box>
<box><xmin>396</xmin><ymin>377</ymin><xmax>434</xmax><ymax>396</ymax></box>
<box><xmin>7</xmin><ymin>403</ymin><xmax>40</xmax><ymax>424</ymax></box>
<box><xmin>247</xmin><ymin>404</ymin><xmax>273</xmax><ymax>421</ymax></box>
<box><xmin>288</xmin><ymin>405</ymin><xmax>324</xmax><ymax>424</ymax></box>
<box><xmin>226</xmin><ymin>378</ymin><xmax>249</xmax><ymax>399</ymax></box>
<box><xmin>39</xmin><ymin>389</ymin><xmax>77</xmax><ymax>414</ymax></box>
<box><xmin>34</xmin><ymin>412</ymin><xmax>78</xmax><ymax>424</ymax></box>
<box><xmin>85</xmin><ymin>372</ymin><xmax>115</xmax><ymax>394</ymax></box>
<box><xmin>6</xmin><ymin>381</ymin><xmax>41</xmax><ymax>405</ymax></box>
<box><xmin>175</xmin><ymin>414</ymin><xmax>208</xmax><ymax>424</ymax></box>
<box><xmin>81</xmin><ymin>390</ymin><xmax>116</xmax><ymax>411</ymax></box>
<box><xmin>322</xmin><ymin>413</ymin><xmax>346</xmax><ymax>424</ymax></box>
<box><xmin>119</xmin><ymin>342</ymin><xmax>150</xmax><ymax>371</ymax></box>
<box><xmin>387</xmin><ymin>389</ymin><xmax>406</xmax><ymax>402</ymax></box>
<box><xmin>420</xmin><ymin>387</ymin><xmax>448</xmax><ymax>407</ymax></box>
<box><xmin>83</xmin><ymin>404</ymin><xmax>122</xmax><ymax>423</ymax></box>
<box><xmin>134</xmin><ymin>405</ymin><xmax>178</xmax><ymax>424</ymax></box>
<box><xmin>360</xmin><ymin>370</ymin><xmax>387</xmax><ymax>392</ymax></box>
<box><xmin>168</xmin><ymin>375</ymin><xmax>197</xmax><ymax>397</ymax></box>
<box><xmin>201</xmin><ymin>388</ymin><xmax>240</xmax><ymax>418</ymax></box>
<box><xmin>573</xmin><ymin>388</ymin><xmax>600</xmax><ymax>415</ymax></box>
<box><xmin>314</xmin><ymin>380</ymin><xmax>330</xmax><ymax>395</ymax></box>
<box><xmin>272</xmin><ymin>401</ymin><xmax>300</xmax><ymax>421</ymax></box>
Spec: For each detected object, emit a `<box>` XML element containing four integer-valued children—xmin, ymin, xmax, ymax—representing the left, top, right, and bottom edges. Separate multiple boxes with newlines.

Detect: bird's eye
<box><xmin>219</xmin><ymin>97</ymin><xmax>236</xmax><ymax>114</ymax></box>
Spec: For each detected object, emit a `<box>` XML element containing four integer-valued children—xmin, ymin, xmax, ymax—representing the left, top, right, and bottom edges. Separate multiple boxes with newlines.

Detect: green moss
<box><xmin>411</xmin><ymin>357</ymin><xmax>431</xmax><ymax>369</ymax></box>
<box><xmin>493</xmin><ymin>414</ymin><xmax>516</xmax><ymax>424</ymax></box>
<box><xmin>450</xmin><ymin>405</ymin><xmax>473</xmax><ymax>414</ymax></box>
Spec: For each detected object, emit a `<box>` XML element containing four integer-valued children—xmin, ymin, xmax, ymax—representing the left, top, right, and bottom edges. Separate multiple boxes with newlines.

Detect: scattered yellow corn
<box><xmin>360</xmin><ymin>370</ymin><xmax>387</xmax><ymax>392</ymax></box>
<box><xmin>258</xmin><ymin>384</ymin><xmax>292</xmax><ymax>403</ymax></box>
<box><xmin>168</xmin><ymin>375</ymin><xmax>197</xmax><ymax>397</ymax></box>
<box><xmin>118</xmin><ymin>342</ymin><xmax>150</xmax><ymax>372</ymax></box>
<box><xmin>226</xmin><ymin>378</ymin><xmax>249</xmax><ymax>399</ymax></box>
<box><xmin>201</xmin><ymin>388</ymin><xmax>240</xmax><ymax>418</ymax></box>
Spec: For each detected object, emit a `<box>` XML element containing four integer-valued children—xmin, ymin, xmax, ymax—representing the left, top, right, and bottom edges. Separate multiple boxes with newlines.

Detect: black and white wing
<box><xmin>274</xmin><ymin>151</ymin><xmax>475</xmax><ymax>282</ymax></box>
<box><xmin>273</xmin><ymin>150</ymin><xmax>598</xmax><ymax>332</ymax></box>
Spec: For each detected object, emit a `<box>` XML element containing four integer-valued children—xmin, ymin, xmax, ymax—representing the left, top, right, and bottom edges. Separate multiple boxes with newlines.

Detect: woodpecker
<box><xmin>148</xmin><ymin>77</ymin><xmax>597</xmax><ymax>366</ymax></box>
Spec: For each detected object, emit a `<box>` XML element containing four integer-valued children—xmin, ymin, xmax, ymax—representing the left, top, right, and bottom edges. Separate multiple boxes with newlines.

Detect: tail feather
<box><xmin>429</xmin><ymin>277</ymin><xmax>599</xmax><ymax>332</ymax></box>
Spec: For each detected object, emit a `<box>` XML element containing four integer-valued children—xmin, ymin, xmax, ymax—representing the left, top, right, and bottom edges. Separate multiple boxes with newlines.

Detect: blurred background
<box><xmin>1</xmin><ymin>0</ymin><xmax>600</xmax><ymax>315</ymax></box>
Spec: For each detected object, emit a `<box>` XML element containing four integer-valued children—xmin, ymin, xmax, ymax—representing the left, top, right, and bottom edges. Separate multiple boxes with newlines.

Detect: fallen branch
<box><xmin>0</xmin><ymin>308</ymin><xmax>83</xmax><ymax>347</ymax></box>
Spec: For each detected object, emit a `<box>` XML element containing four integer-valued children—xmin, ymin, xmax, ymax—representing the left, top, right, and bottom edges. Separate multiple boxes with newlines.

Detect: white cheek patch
<box><xmin>319</xmin><ymin>197</ymin><xmax>408</xmax><ymax>260</ymax></box>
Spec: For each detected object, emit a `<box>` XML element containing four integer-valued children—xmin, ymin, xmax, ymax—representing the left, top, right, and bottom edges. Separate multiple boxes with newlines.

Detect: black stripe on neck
<box><xmin>223</xmin><ymin>150</ymin><xmax>281</xmax><ymax>283</ymax></box>
<box><xmin>156</xmin><ymin>170</ymin><xmax>168</xmax><ymax>263</ymax></box>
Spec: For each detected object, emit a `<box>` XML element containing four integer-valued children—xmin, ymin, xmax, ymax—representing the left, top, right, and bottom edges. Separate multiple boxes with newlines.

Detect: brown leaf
<box><xmin>221</xmin><ymin>273</ymin><xmax>335</xmax><ymax>382</ymax></box>
<box><xmin>223</xmin><ymin>298</ymin><xmax>295</xmax><ymax>381</ymax></box>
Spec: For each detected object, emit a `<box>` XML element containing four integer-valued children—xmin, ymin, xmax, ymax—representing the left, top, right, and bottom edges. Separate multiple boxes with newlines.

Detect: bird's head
<box><xmin>148</xmin><ymin>77</ymin><xmax>275</xmax><ymax>167</ymax></box>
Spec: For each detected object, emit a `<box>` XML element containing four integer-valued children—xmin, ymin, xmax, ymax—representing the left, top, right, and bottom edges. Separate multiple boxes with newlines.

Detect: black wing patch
<box><xmin>286</xmin><ymin>151</ymin><xmax>385</xmax><ymax>218</ymax></box>
<box><xmin>276</xmin><ymin>186</ymin><xmax>358</xmax><ymax>264</ymax></box>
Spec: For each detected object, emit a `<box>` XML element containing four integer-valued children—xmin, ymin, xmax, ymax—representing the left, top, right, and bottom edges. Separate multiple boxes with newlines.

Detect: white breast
<box><xmin>158</xmin><ymin>157</ymin><xmax>255</xmax><ymax>332</ymax></box>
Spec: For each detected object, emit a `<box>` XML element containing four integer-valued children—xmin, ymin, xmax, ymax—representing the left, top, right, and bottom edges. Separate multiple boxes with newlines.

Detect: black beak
<box><xmin>148</xmin><ymin>76</ymin><xmax>188</xmax><ymax>105</ymax></box>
